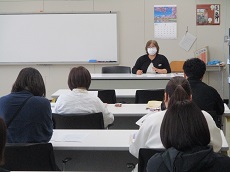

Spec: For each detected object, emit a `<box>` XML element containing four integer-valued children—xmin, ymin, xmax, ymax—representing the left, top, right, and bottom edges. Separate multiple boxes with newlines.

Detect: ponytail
<box><xmin>165</xmin><ymin>76</ymin><xmax>191</xmax><ymax>108</ymax></box>
<box><xmin>168</xmin><ymin>85</ymin><xmax>190</xmax><ymax>108</ymax></box>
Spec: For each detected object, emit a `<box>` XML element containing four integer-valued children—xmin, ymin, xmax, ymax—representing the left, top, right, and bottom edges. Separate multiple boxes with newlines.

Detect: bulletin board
<box><xmin>196</xmin><ymin>4</ymin><xmax>220</xmax><ymax>25</ymax></box>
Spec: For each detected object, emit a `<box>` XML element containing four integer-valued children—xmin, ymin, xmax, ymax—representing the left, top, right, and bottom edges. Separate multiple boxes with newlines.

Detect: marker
<box><xmin>88</xmin><ymin>59</ymin><xmax>97</xmax><ymax>63</ymax></box>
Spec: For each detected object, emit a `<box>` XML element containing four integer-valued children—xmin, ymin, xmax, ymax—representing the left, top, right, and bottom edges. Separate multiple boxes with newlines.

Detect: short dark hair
<box><xmin>165</xmin><ymin>76</ymin><xmax>191</xmax><ymax>108</ymax></box>
<box><xmin>145</xmin><ymin>40</ymin><xmax>159</xmax><ymax>55</ymax></box>
<box><xmin>68</xmin><ymin>66</ymin><xmax>91</xmax><ymax>90</ymax></box>
<box><xmin>11</xmin><ymin>67</ymin><xmax>46</xmax><ymax>97</ymax></box>
<box><xmin>160</xmin><ymin>100</ymin><xmax>210</xmax><ymax>151</ymax></box>
<box><xmin>0</xmin><ymin>118</ymin><xmax>6</xmax><ymax>165</ymax></box>
<box><xmin>183</xmin><ymin>58</ymin><xmax>206</xmax><ymax>79</ymax></box>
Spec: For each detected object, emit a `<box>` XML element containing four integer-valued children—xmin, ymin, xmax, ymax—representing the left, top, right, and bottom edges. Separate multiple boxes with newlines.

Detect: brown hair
<box><xmin>11</xmin><ymin>67</ymin><xmax>46</xmax><ymax>97</ymax></box>
<box><xmin>145</xmin><ymin>40</ymin><xmax>159</xmax><ymax>54</ymax></box>
<box><xmin>68</xmin><ymin>66</ymin><xmax>91</xmax><ymax>90</ymax></box>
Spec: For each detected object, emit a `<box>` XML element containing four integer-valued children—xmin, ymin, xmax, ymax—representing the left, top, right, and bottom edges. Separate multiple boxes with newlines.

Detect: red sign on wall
<box><xmin>196</xmin><ymin>4</ymin><xmax>220</xmax><ymax>25</ymax></box>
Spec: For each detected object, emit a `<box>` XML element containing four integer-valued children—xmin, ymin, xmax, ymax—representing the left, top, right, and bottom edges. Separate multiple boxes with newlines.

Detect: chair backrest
<box><xmin>97</xmin><ymin>89</ymin><xmax>117</xmax><ymax>103</ymax></box>
<box><xmin>138</xmin><ymin>148</ymin><xmax>165</xmax><ymax>172</ymax></box>
<box><xmin>102</xmin><ymin>66</ymin><xmax>131</xmax><ymax>73</ymax></box>
<box><xmin>52</xmin><ymin>112</ymin><xmax>104</xmax><ymax>129</ymax></box>
<box><xmin>206</xmin><ymin>111</ymin><xmax>222</xmax><ymax>129</ymax></box>
<box><xmin>135</xmin><ymin>89</ymin><xmax>165</xmax><ymax>104</ymax></box>
<box><xmin>2</xmin><ymin>143</ymin><xmax>58</xmax><ymax>171</ymax></box>
<box><xmin>170</xmin><ymin>61</ymin><xmax>185</xmax><ymax>73</ymax></box>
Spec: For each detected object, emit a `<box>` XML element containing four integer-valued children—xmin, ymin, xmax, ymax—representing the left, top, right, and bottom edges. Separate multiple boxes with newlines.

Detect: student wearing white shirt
<box><xmin>54</xmin><ymin>66</ymin><xmax>114</xmax><ymax>128</ymax></box>
<box><xmin>129</xmin><ymin>76</ymin><xmax>222</xmax><ymax>158</ymax></box>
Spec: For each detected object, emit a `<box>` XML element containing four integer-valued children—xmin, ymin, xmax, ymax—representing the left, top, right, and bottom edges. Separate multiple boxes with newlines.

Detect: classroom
<box><xmin>0</xmin><ymin>0</ymin><xmax>230</xmax><ymax>171</ymax></box>
<box><xmin>0</xmin><ymin>0</ymin><xmax>229</xmax><ymax>99</ymax></box>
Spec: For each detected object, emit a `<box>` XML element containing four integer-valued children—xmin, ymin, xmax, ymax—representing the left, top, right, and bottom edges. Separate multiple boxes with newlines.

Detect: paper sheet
<box><xmin>53</xmin><ymin>133</ymin><xmax>89</xmax><ymax>142</ymax></box>
<box><xmin>179</xmin><ymin>32</ymin><xmax>197</xmax><ymax>51</ymax></box>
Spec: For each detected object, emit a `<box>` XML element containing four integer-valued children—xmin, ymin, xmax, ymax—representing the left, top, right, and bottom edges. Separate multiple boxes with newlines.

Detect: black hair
<box><xmin>165</xmin><ymin>76</ymin><xmax>191</xmax><ymax>108</ymax></box>
<box><xmin>160</xmin><ymin>100</ymin><xmax>210</xmax><ymax>151</ymax></box>
<box><xmin>183</xmin><ymin>58</ymin><xmax>206</xmax><ymax>79</ymax></box>
<box><xmin>0</xmin><ymin>118</ymin><xmax>6</xmax><ymax>165</ymax></box>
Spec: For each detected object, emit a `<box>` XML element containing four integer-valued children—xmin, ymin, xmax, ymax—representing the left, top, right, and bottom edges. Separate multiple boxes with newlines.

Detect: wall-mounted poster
<box><xmin>154</xmin><ymin>5</ymin><xmax>177</xmax><ymax>39</ymax></box>
<box><xmin>196</xmin><ymin>4</ymin><xmax>220</xmax><ymax>25</ymax></box>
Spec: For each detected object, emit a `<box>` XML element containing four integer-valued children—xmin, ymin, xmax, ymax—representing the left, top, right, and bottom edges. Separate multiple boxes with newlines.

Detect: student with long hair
<box><xmin>147</xmin><ymin>100</ymin><xmax>230</xmax><ymax>172</ymax></box>
<box><xmin>129</xmin><ymin>76</ymin><xmax>221</xmax><ymax>158</ymax></box>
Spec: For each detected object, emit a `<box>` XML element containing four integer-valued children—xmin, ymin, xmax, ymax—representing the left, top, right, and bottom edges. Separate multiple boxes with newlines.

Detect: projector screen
<box><xmin>0</xmin><ymin>13</ymin><xmax>118</xmax><ymax>64</ymax></box>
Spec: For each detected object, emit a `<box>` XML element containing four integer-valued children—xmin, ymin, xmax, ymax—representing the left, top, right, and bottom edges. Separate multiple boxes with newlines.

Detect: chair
<box><xmin>170</xmin><ymin>61</ymin><xmax>185</xmax><ymax>73</ymax></box>
<box><xmin>2</xmin><ymin>143</ymin><xmax>59</xmax><ymax>171</ymax></box>
<box><xmin>207</xmin><ymin>111</ymin><xmax>223</xmax><ymax>129</ymax></box>
<box><xmin>138</xmin><ymin>148</ymin><xmax>165</xmax><ymax>172</ymax></box>
<box><xmin>98</xmin><ymin>89</ymin><xmax>117</xmax><ymax>103</ymax></box>
<box><xmin>52</xmin><ymin>112</ymin><xmax>104</xmax><ymax>129</ymax></box>
<box><xmin>102</xmin><ymin>66</ymin><xmax>131</xmax><ymax>73</ymax></box>
<box><xmin>135</xmin><ymin>89</ymin><xmax>165</xmax><ymax>104</ymax></box>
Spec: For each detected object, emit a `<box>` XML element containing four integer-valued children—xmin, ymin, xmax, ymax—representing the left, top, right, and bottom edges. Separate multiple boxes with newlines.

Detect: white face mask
<box><xmin>147</xmin><ymin>47</ymin><xmax>157</xmax><ymax>55</ymax></box>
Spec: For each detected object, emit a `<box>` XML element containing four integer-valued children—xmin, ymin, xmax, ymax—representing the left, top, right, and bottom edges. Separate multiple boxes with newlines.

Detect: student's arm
<box><xmin>97</xmin><ymin>99</ymin><xmax>114</xmax><ymax>128</ymax></box>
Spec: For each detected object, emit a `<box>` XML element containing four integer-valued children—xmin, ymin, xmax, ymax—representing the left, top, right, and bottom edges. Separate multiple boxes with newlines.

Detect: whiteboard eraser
<box><xmin>89</xmin><ymin>59</ymin><xmax>97</xmax><ymax>63</ymax></box>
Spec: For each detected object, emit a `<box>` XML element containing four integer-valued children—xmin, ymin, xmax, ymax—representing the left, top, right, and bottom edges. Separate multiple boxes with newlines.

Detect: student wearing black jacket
<box><xmin>147</xmin><ymin>99</ymin><xmax>230</xmax><ymax>172</ymax></box>
<box><xmin>183</xmin><ymin>58</ymin><xmax>224</xmax><ymax>128</ymax></box>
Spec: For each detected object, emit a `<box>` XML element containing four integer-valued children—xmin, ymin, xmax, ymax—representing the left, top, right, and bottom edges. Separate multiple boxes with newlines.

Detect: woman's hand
<box><xmin>153</xmin><ymin>67</ymin><xmax>167</xmax><ymax>74</ymax></box>
<box><xmin>136</xmin><ymin>70</ymin><xmax>143</xmax><ymax>75</ymax></box>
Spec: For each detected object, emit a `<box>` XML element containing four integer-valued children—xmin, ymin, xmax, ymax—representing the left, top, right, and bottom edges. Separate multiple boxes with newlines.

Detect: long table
<box><xmin>90</xmin><ymin>73</ymin><xmax>183</xmax><ymax>89</ymax></box>
<box><xmin>51</xmin><ymin>89</ymin><xmax>142</xmax><ymax>99</ymax></box>
<box><xmin>51</xmin><ymin>88</ymin><xmax>164</xmax><ymax>103</ymax></box>
<box><xmin>50</xmin><ymin>129</ymin><xmax>228</xmax><ymax>171</ymax></box>
<box><xmin>51</xmin><ymin>103</ymin><xmax>230</xmax><ymax>130</ymax></box>
<box><xmin>51</xmin><ymin>129</ymin><xmax>137</xmax><ymax>171</ymax></box>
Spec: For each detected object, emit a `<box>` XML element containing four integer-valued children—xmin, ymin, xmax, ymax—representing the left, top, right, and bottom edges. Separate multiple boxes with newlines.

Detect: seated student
<box><xmin>0</xmin><ymin>118</ymin><xmax>9</xmax><ymax>172</ymax></box>
<box><xmin>54</xmin><ymin>66</ymin><xmax>114</xmax><ymax>128</ymax></box>
<box><xmin>183</xmin><ymin>58</ymin><xmax>224</xmax><ymax>128</ymax></box>
<box><xmin>0</xmin><ymin>67</ymin><xmax>53</xmax><ymax>143</ymax></box>
<box><xmin>147</xmin><ymin>100</ymin><xmax>230</xmax><ymax>172</ymax></box>
<box><xmin>132</xmin><ymin>40</ymin><xmax>171</xmax><ymax>75</ymax></box>
<box><xmin>129</xmin><ymin>76</ymin><xmax>221</xmax><ymax>158</ymax></box>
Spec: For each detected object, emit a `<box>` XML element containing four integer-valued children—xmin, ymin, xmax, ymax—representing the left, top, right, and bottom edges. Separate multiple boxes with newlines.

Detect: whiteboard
<box><xmin>0</xmin><ymin>13</ymin><xmax>118</xmax><ymax>64</ymax></box>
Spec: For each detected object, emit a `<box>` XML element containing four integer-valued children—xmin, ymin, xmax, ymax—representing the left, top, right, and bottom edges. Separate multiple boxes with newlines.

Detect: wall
<box><xmin>0</xmin><ymin>0</ymin><xmax>229</xmax><ymax>99</ymax></box>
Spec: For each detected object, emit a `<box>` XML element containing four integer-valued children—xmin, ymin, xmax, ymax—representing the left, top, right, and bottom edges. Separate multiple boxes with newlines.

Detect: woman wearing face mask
<box><xmin>132</xmin><ymin>40</ymin><xmax>171</xmax><ymax>75</ymax></box>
